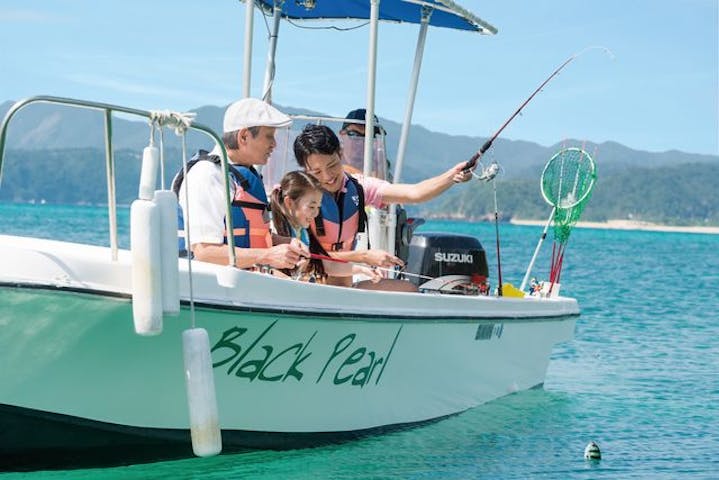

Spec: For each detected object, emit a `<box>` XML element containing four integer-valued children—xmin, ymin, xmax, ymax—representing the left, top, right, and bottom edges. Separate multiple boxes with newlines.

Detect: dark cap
<box><xmin>341</xmin><ymin>108</ymin><xmax>382</xmax><ymax>136</ymax></box>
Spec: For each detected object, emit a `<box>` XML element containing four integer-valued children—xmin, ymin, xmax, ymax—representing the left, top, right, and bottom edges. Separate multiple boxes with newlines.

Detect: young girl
<box><xmin>270</xmin><ymin>171</ymin><xmax>326</xmax><ymax>281</ymax></box>
<box><xmin>270</xmin><ymin>170</ymin><xmax>380</xmax><ymax>284</ymax></box>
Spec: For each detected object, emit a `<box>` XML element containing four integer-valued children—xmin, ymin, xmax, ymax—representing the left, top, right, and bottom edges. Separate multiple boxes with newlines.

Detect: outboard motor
<box><xmin>394</xmin><ymin>207</ymin><xmax>425</xmax><ymax>264</ymax></box>
<box><xmin>403</xmin><ymin>233</ymin><xmax>490</xmax><ymax>295</ymax></box>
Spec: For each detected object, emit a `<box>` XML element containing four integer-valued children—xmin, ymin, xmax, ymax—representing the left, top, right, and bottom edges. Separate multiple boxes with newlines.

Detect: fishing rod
<box><xmin>463</xmin><ymin>46</ymin><xmax>613</xmax><ymax>297</ymax></box>
<box><xmin>463</xmin><ymin>46</ymin><xmax>613</xmax><ymax>172</ymax></box>
<box><xmin>307</xmin><ymin>253</ymin><xmax>434</xmax><ymax>281</ymax></box>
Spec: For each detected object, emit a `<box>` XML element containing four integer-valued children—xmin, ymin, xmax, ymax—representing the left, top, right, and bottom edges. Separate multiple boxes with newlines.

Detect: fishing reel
<box><xmin>472</xmin><ymin>159</ymin><xmax>502</xmax><ymax>182</ymax></box>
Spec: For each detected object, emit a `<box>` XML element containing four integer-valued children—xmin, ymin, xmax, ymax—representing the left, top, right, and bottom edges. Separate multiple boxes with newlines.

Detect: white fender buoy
<box><xmin>131</xmin><ymin>199</ymin><xmax>163</xmax><ymax>335</ymax></box>
<box><xmin>138</xmin><ymin>146</ymin><xmax>159</xmax><ymax>200</ymax></box>
<box><xmin>183</xmin><ymin>328</ymin><xmax>222</xmax><ymax>457</ymax></box>
<box><xmin>584</xmin><ymin>441</ymin><xmax>601</xmax><ymax>460</ymax></box>
<box><xmin>154</xmin><ymin>190</ymin><xmax>180</xmax><ymax>315</ymax></box>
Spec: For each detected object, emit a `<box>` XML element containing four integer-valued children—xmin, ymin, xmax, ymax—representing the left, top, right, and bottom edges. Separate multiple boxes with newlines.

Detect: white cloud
<box><xmin>64</xmin><ymin>73</ymin><xmax>185</xmax><ymax>97</ymax></box>
<box><xmin>62</xmin><ymin>72</ymin><xmax>233</xmax><ymax>109</ymax></box>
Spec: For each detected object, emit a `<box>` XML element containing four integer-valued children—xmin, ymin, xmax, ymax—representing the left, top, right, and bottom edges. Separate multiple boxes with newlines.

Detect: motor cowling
<box><xmin>394</xmin><ymin>206</ymin><xmax>425</xmax><ymax>264</ymax></box>
<box><xmin>403</xmin><ymin>233</ymin><xmax>490</xmax><ymax>295</ymax></box>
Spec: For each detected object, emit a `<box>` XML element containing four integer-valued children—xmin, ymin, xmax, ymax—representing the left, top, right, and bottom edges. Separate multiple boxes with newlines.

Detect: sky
<box><xmin>0</xmin><ymin>0</ymin><xmax>717</xmax><ymax>156</ymax></box>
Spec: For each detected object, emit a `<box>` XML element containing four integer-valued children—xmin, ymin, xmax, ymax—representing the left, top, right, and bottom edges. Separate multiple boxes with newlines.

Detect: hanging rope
<box><xmin>150</xmin><ymin>110</ymin><xmax>198</xmax><ymax>328</ymax></box>
<box><xmin>159</xmin><ymin>126</ymin><xmax>166</xmax><ymax>189</ymax></box>
<box><xmin>149</xmin><ymin>110</ymin><xmax>196</xmax><ymax>135</ymax></box>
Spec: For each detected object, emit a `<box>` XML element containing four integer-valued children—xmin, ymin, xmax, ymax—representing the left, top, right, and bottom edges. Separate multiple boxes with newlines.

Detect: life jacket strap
<box><xmin>314</xmin><ymin>215</ymin><xmax>326</xmax><ymax>236</ymax></box>
<box><xmin>172</xmin><ymin>150</ymin><xmax>257</xmax><ymax>196</ymax></box>
<box><xmin>232</xmin><ymin>199</ymin><xmax>268</xmax><ymax>211</ymax></box>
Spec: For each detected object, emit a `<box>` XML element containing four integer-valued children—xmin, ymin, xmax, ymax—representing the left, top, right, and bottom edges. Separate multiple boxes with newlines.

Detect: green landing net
<box><xmin>540</xmin><ymin>147</ymin><xmax>597</xmax><ymax>285</ymax></box>
<box><xmin>541</xmin><ymin>147</ymin><xmax>597</xmax><ymax>243</ymax></box>
<box><xmin>520</xmin><ymin>147</ymin><xmax>597</xmax><ymax>292</ymax></box>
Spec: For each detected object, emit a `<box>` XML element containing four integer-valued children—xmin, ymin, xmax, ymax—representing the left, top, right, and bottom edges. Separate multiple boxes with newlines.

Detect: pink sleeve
<box><xmin>355</xmin><ymin>175</ymin><xmax>390</xmax><ymax>208</ymax></box>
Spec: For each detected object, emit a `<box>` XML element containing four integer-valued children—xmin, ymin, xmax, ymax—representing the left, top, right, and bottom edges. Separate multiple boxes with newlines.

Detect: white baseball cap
<box><xmin>223</xmin><ymin>98</ymin><xmax>292</xmax><ymax>132</ymax></box>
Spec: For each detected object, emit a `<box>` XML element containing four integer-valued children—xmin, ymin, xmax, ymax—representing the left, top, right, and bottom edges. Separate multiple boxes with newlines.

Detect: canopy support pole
<box><xmin>393</xmin><ymin>7</ymin><xmax>431</xmax><ymax>184</ymax></box>
<box><xmin>362</xmin><ymin>0</ymin><xmax>380</xmax><ymax>178</ymax></box>
<box><xmin>387</xmin><ymin>7</ymin><xmax>431</xmax><ymax>261</ymax></box>
<box><xmin>262</xmin><ymin>0</ymin><xmax>283</xmax><ymax>104</ymax></box>
<box><xmin>362</xmin><ymin>0</ymin><xmax>387</xmax><ymax>256</ymax></box>
<box><xmin>242</xmin><ymin>0</ymin><xmax>255</xmax><ymax>98</ymax></box>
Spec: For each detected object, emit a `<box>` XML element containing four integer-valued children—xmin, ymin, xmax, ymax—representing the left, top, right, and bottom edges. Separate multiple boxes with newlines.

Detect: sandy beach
<box><xmin>510</xmin><ymin>218</ymin><xmax>719</xmax><ymax>235</ymax></box>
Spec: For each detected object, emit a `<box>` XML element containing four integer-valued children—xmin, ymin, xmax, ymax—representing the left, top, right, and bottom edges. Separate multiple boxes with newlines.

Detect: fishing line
<box><xmin>307</xmin><ymin>253</ymin><xmax>434</xmax><ymax>281</ymax></box>
<box><xmin>490</xmin><ymin>171</ymin><xmax>503</xmax><ymax>296</ymax></box>
<box><xmin>464</xmin><ymin>46</ymin><xmax>612</xmax><ymax>296</ymax></box>
<box><xmin>471</xmin><ymin>150</ymin><xmax>505</xmax><ymax>295</ymax></box>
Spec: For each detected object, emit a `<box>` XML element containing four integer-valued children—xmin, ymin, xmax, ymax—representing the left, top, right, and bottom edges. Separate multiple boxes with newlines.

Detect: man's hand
<box><xmin>450</xmin><ymin>161</ymin><xmax>474</xmax><ymax>183</ymax></box>
<box><xmin>352</xmin><ymin>264</ymin><xmax>383</xmax><ymax>283</ymax></box>
<box><xmin>363</xmin><ymin>249</ymin><xmax>403</xmax><ymax>268</ymax></box>
<box><xmin>263</xmin><ymin>238</ymin><xmax>308</xmax><ymax>269</ymax></box>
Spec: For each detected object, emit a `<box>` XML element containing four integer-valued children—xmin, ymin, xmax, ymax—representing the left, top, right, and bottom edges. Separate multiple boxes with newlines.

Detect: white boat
<box><xmin>0</xmin><ymin>1</ymin><xmax>579</xmax><ymax>471</ymax></box>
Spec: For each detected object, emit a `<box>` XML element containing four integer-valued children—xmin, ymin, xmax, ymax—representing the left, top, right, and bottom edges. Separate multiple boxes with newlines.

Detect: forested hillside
<box><xmin>1</xmin><ymin>147</ymin><xmax>716</xmax><ymax>226</ymax></box>
<box><xmin>423</xmin><ymin>163</ymin><xmax>719</xmax><ymax>225</ymax></box>
<box><xmin>1</xmin><ymin>100</ymin><xmax>717</xmax><ymax>225</ymax></box>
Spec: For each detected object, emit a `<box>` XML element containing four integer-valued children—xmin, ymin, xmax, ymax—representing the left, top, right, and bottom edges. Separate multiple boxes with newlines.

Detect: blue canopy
<box><xmin>252</xmin><ymin>0</ymin><xmax>497</xmax><ymax>34</ymax></box>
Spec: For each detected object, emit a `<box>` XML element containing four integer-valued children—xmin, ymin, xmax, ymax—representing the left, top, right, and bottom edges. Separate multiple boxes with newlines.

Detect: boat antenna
<box><xmin>463</xmin><ymin>46</ymin><xmax>614</xmax><ymax>172</ymax></box>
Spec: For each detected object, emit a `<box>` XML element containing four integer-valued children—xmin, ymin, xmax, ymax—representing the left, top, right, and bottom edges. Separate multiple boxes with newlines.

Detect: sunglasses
<box><xmin>345</xmin><ymin>130</ymin><xmax>365</xmax><ymax>138</ymax></box>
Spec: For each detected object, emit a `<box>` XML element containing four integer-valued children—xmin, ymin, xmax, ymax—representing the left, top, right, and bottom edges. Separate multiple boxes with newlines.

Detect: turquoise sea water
<box><xmin>1</xmin><ymin>203</ymin><xmax>718</xmax><ymax>479</ymax></box>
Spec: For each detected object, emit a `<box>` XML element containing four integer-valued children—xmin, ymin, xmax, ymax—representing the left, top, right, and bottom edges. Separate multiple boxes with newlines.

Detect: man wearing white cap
<box><xmin>172</xmin><ymin>98</ymin><xmax>306</xmax><ymax>270</ymax></box>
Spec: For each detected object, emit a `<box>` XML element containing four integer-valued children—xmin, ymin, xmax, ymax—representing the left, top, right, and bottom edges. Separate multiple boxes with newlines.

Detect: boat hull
<box><xmin>0</xmin><ymin>235</ymin><xmax>577</xmax><ymax>469</ymax></box>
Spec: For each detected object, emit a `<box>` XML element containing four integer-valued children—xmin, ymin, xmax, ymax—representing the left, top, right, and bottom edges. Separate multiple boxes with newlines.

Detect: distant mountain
<box><xmin>1</xmin><ymin>99</ymin><xmax>718</xmax><ymax>225</ymax></box>
<box><xmin>424</xmin><ymin>162</ymin><xmax>719</xmax><ymax>226</ymax></box>
<box><xmin>0</xmin><ymin>100</ymin><xmax>333</xmax><ymax>154</ymax></box>
<box><xmin>2</xmin><ymin>99</ymin><xmax>717</xmax><ymax>185</ymax></box>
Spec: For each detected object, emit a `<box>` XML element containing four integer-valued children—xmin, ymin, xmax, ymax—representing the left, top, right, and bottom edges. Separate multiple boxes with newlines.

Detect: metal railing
<box><xmin>0</xmin><ymin>96</ymin><xmax>232</xmax><ymax>262</ymax></box>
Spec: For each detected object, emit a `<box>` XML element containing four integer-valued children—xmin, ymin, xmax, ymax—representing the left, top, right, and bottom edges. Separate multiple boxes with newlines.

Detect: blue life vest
<box><xmin>311</xmin><ymin>173</ymin><xmax>367</xmax><ymax>252</ymax></box>
<box><xmin>172</xmin><ymin>150</ymin><xmax>271</xmax><ymax>256</ymax></box>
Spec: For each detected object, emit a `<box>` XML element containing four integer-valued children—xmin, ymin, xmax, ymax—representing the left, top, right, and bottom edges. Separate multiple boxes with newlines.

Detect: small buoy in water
<box><xmin>584</xmin><ymin>441</ymin><xmax>601</xmax><ymax>460</ymax></box>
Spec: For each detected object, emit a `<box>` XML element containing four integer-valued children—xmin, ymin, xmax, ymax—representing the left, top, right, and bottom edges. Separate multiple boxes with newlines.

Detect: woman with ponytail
<box><xmin>270</xmin><ymin>171</ymin><xmax>327</xmax><ymax>281</ymax></box>
<box><xmin>271</xmin><ymin>170</ymin><xmax>383</xmax><ymax>284</ymax></box>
